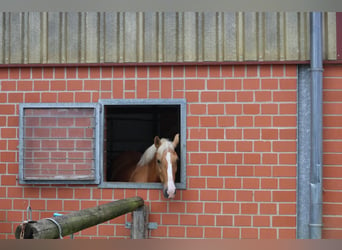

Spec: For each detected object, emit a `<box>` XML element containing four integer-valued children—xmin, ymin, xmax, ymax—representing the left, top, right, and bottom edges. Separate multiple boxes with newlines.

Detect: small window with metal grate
<box><xmin>18</xmin><ymin>103</ymin><xmax>101</xmax><ymax>184</ymax></box>
<box><xmin>98</xmin><ymin>99</ymin><xmax>187</xmax><ymax>190</ymax></box>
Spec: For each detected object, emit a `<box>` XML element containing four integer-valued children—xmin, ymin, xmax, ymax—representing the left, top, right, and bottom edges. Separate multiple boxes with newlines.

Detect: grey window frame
<box><xmin>18</xmin><ymin>103</ymin><xmax>101</xmax><ymax>184</ymax></box>
<box><xmin>98</xmin><ymin>98</ymin><xmax>187</xmax><ymax>190</ymax></box>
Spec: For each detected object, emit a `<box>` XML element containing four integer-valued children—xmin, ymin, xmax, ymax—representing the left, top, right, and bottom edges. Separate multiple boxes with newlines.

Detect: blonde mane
<box><xmin>137</xmin><ymin>138</ymin><xmax>174</xmax><ymax>166</ymax></box>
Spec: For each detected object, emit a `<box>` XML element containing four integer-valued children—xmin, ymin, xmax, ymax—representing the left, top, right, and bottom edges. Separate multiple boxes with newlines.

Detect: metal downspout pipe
<box><xmin>309</xmin><ymin>11</ymin><xmax>324</xmax><ymax>239</ymax></box>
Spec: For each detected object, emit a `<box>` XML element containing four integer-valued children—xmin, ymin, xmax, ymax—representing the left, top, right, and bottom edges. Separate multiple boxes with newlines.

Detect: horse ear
<box><xmin>154</xmin><ymin>136</ymin><xmax>161</xmax><ymax>148</ymax></box>
<box><xmin>172</xmin><ymin>133</ymin><xmax>180</xmax><ymax>148</ymax></box>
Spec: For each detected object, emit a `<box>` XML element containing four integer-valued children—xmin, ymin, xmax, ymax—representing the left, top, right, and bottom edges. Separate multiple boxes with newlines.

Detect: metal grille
<box><xmin>20</xmin><ymin>105</ymin><xmax>97</xmax><ymax>182</ymax></box>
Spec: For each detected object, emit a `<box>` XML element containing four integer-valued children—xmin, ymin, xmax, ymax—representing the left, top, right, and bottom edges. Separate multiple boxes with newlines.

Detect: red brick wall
<box><xmin>0</xmin><ymin>63</ymin><xmax>310</xmax><ymax>239</ymax></box>
<box><xmin>322</xmin><ymin>64</ymin><xmax>342</xmax><ymax>239</ymax></box>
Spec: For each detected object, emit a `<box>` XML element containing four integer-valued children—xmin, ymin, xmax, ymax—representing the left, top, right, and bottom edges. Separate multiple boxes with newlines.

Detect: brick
<box><xmin>201</xmin><ymin>165</ymin><xmax>217</xmax><ymax>176</ymax></box>
<box><xmin>50</xmin><ymin>80</ymin><xmax>66</xmax><ymax>91</ymax></box>
<box><xmin>47</xmin><ymin>200</ymin><xmax>63</xmax><ymax>211</ymax></box>
<box><xmin>273</xmin><ymin>91</ymin><xmax>296</xmax><ymax>102</ymax></box>
<box><xmin>64</xmin><ymin>200</ymin><xmax>80</xmax><ymax>211</ymax></box>
<box><xmin>124</xmin><ymin>66</ymin><xmax>135</xmax><ymax>78</ymax></box>
<box><xmin>255</xmin><ymin>116</ymin><xmax>272</xmax><ymax>127</ymax></box>
<box><xmin>280</xmin><ymin>103</ymin><xmax>296</xmax><ymax>114</ymax></box>
<box><xmin>279</xmin><ymin>178</ymin><xmax>296</xmax><ymax>189</ymax></box>
<box><xmin>236</xmin><ymin>116</ymin><xmax>253</xmax><ymax>127</ymax></box>
<box><xmin>279</xmin><ymin>129</ymin><xmax>296</xmax><ymax>139</ymax></box>
<box><xmin>242</xmin><ymin>178</ymin><xmax>260</xmax><ymax>189</ymax></box>
<box><xmin>184</xmin><ymin>66</ymin><xmax>196</xmax><ymax>77</ymax></box>
<box><xmin>255</xmin><ymin>91</ymin><xmax>272</xmax><ymax>102</ymax></box>
<box><xmin>189</xmin><ymin>104</ymin><xmax>206</xmax><ymax>115</ymax></box>
<box><xmin>162</xmin><ymin>214</ymin><xmax>179</xmax><ymax>225</ymax></box>
<box><xmin>185</xmin><ymin>202</ymin><xmax>203</xmax><ymax>214</ymax></box>
<box><xmin>209</xmin><ymin>65</ymin><xmax>221</xmax><ymax>77</ymax></box>
<box><xmin>208</xmin><ymin>104</ymin><xmax>225</xmax><ymax>115</ymax></box>
<box><xmin>261</xmin><ymin>178</ymin><xmax>278</xmax><ymax>189</ymax></box>
<box><xmin>272</xmin><ymin>216</ymin><xmax>296</xmax><ymax>227</ymax></box>
<box><xmin>272</xmin><ymin>191</ymin><xmax>296</xmax><ymax>202</ymax></box>
<box><xmin>8</xmin><ymin>92</ymin><xmax>23</xmax><ymax>103</ymax></box>
<box><xmin>75</xmin><ymin>188</ymin><xmax>91</xmax><ymax>199</ymax></box>
<box><xmin>191</xmin><ymin>153</ymin><xmax>207</xmax><ymax>164</ymax></box>
<box><xmin>218</xmin><ymin>141</ymin><xmax>234</xmax><ymax>152</ymax></box>
<box><xmin>182</xmin><ymin>191</ymin><xmax>200</xmax><ymax>202</ymax></box>
<box><xmin>260</xmin><ymin>203</ymin><xmax>277</xmax><ymax>214</ymax></box>
<box><xmin>260</xmin><ymin>229</ymin><xmax>277</xmax><ymax>239</ymax></box>
<box><xmin>161</xmin><ymin>66</ymin><xmax>172</xmax><ymax>77</ymax></box>
<box><xmin>169</xmin><ymin>226</ymin><xmax>185</xmax><ymax>238</ymax></box>
<box><xmin>234</xmin><ymin>65</ymin><xmax>245</xmax><ymax>77</ymax></box>
<box><xmin>223</xmin><ymin>228</ymin><xmax>239</xmax><ymax>239</ymax></box>
<box><xmin>254</xmin><ymin>190</ymin><xmax>271</xmax><ymax>201</ymax></box>
<box><xmin>185</xmin><ymin>79</ymin><xmax>205</xmax><ymax>90</ymax></box>
<box><xmin>200</xmin><ymin>117</ymin><xmax>217</xmax><ymax>127</ymax></box>
<box><xmin>226</xmin><ymin>153</ymin><xmax>243</xmax><ymax>164</ymax></box>
<box><xmin>323</xmin><ymin>90</ymin><xmax>342</xmax><ymax>102</ymax></box>
<box><xmin>41</xmin><ymin>188</ymin><xmax>57</xmax><ymax>198</ymax></box>
<box><xmin>236</xmin><ymin>190</ymin><xmax>253</xmax><ymax>201</ymax></box>
<box><xmin>218</xmin><ymin>190</ymin><xmax>235</xmax><ymax>201</ymax></box>
<box><xmin>241</xmin><ymin>228</ymin><xmax>258</xmax><ymax>239</ymax></box>
<box><xmin>279</xmin><ymin>203</ymin><xmax>296</xmax><ymax>215</ymax></box>
<box><xmin>189</xmin><ymin>177</ymin><xmax>206</xmax><ymax>188</ymax></box>
<box><xmin>216</xmin><ymin>215</ymin><xmax>233</xmax><ymax>226</ymax></box>
<box><xmin>226</xmin><ymin>104</ymin><xmax>242</xmax><ymax>114</ymax></box>
<box><xmin>207</xmin><ymin>79</ymin><xmax>224</xmax><ymax>90</ymax></box>
<box><xmin>241</xmin><ymin>203</ymin><xmax>258</xmax><ymax>214</ymax></box>
<box><xmin>197</xmin><ymin>65</ymin><xmax>209</xmax><ymax>77</ymax></box>
<box><xmin>219</xmin><ymin>165</ymin><xmax>236</xmax><ymax>177</ymax></box>
<box><xmin>234</xmin><ymin>215</ymin><xmax>251</xmax><ymax>226</ymax></box>
<box><xmin>237</xmin><ymin>91</ymin><xmax>253</xmax><ymax>102</ymax></box>
<box><xmin>254</xmin><ymin>141</ymin><xmax>271</xmax><ymax>152</ymax></box>
<box><xmin>246</xmin><ymin>65</ymin><xmax>258</xmax><ymax>77</ymax></box>
<box><xmin>208</xmin><ymin>153</ymin><xmax>225</xmax><ymax>164</ymax></box>
<box><xmin>26</xmin><ymin>92</ymin><xmax>41</xmax><ymax>102</ymax></box>
<box><xmin>273</xmin><ymin>116</ymin><xmax>296</xmax><ymax>127</ymax></box>
<box><xmin>244</xmin><ymin>153</ymin><xmax>260</xmax><ymax>164</ymax></box>
<box><xmin>205</xmin><ymin>202</ymin><xmax>222</xmax><ymax>214</ymax></box>
<box><xmin>236</xmin><ymin>141</ymin><xmax>253</xmax><ymax>152</ymax></box>
<box><xmin>186</xmin><ymin>227</ymin><xmax>203</xmax><ymax>238</ymax></box>
<box><xmin>200</xmin><ymin>190</ymin><xmax>217</xmax><ymax>201</ymax></box>
<box><xmin>272</xmin><ymin>65</ymin><xmax>284</xmax><ymax>77</ymax></box>
<box><xmin>207</xmin><ymin>177</ymin><xmax>224</xmax><ymax>188</ymax></box>
<box><xmin>198</xmin><ymin>214</ymin><xmax>215</xmax><ymax>226</ymax></box>
<box><xmin>225</xmin><ymin>177</ymin><xmax>241</xmax><ymax>188</ymax></box>
<box><xmin>219</xmin><ymin>91</ymin><xmax>235</xmax><ymax>102</ymax></box>
<box><xmin>279</xmin><ymin>229</ymin><xmax>296</xmax><ymax>239</ymax></box>
<box><xmin>205</xmin><ymin>227</ymin><xmax>222</xmax><ymax>238</ymax></box>
<box><xmin>225</xmin><ymin>79</ymin><xmax>242</xmax><ymax>90</ymax></box>
<box><xmin>201</xmin><ymin>91</ymin><xmax>218</xmax><ymax>102</ymax></box>
<box><xmin>243</xmin><ymin>104</ymin><xmax>260</xmax><ymax>114</ymax></box>
<box><xmin>261</xmin><ymin>79</ymin><xmax>278</xmax><ymax>90</ymax></box>
<box><xmin>237</xmin><ymin>165</ymin><xmax>253</xmax><ymax>176</ymax></box>
<box><xmin>169</xmin><ymin>202</ymin><xmax>185</xmax><ymax>213</ymax></box>
<box><xmin>273</xmin><ymin>165</ymin><xmax>296</xmax><ymax>177</ymax></box>
<box><xmin>17</xmin><ymin>80</ymin><xmax>33</xmax><ymax>91</ymax></box>
<box><xmin>262</xmin><ymin>103</ymin><xmax>278</xmax><ymax>114</ymax></box>
<box><xmin>207</xmin><ymin>128</ymin><xmax>224</xmax><ymax>139</ymax></box>
<box><xmin>243</xmin><ymin>78</ymin><xmax>260</xmax><ymax>90</ymax></box>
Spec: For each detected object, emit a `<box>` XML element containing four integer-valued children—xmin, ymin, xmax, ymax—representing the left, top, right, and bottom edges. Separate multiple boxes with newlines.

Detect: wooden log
<box><xmin>130</xmin><ymin>205</ymin><xmax>149</xmax><ymax>239</ymax></box>
<box><xmin>15</xmin><ymin>196</ymin><xmax>144</xmax><ymax>239</ymax></box>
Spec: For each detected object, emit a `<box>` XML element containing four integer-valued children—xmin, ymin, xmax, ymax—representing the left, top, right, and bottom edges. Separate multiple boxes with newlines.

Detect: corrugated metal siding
<box><xmin>0</xmin><ymin>12</ymin><xmax>337</xmax><ymax>65</ymax></box>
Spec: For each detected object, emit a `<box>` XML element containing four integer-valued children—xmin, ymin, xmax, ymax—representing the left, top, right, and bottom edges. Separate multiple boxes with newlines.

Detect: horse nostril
<box><xmin>163</xmin><ymin>189</ymin><xmax>169</xmax><ymax>198</ymax></box>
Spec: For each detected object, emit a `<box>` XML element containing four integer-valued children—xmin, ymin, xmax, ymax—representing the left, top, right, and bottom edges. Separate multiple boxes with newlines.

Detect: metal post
<box><xmin>297</xmin><ymin>64</ymin><xmax>311</xmax><ymax>239</ymax></box>
<box><xmin>309</xmin><ymin>11</ymin><xmax>323</xmax><ymax>239</ymax></box>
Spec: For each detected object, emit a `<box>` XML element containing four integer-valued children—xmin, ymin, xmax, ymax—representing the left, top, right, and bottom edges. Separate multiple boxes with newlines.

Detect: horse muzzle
<box><xmin>163</xmin><ymin>187</ymin><xmax>176</xmax><ymax>199</ymax></box>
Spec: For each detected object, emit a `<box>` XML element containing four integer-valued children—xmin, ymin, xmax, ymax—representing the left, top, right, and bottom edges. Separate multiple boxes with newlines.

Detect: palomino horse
<box><xmin>110</xmin><ymin>134</ymin><xmax>180</xmax><ymax>199</ymax></box>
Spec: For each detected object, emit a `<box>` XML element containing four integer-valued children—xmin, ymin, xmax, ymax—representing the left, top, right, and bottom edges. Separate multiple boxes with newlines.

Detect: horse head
<box><xmin>154</xmin><ymin>133</ymin><xmax>179</xmax><ymax>199</ymax></box>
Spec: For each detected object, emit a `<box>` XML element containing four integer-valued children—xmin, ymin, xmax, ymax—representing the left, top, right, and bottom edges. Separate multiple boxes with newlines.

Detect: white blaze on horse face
<box><xmin>166</xmin><ymin>152</ymin><xmax>176</xmax><ymax>198</ymax></box>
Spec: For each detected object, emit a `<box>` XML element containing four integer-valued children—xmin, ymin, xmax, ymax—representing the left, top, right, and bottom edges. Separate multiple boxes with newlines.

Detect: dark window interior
<box><xmin>104</xmin><ymin>105</ymin><xmax>181</xmax><ymax>183</ymax></box>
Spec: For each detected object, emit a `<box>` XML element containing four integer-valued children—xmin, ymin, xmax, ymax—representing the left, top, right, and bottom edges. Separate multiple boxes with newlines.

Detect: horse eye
<box><xmin>157</xmin><ymin>159</ymin><xmax>161</xmax><ymax>165</ymax></box>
